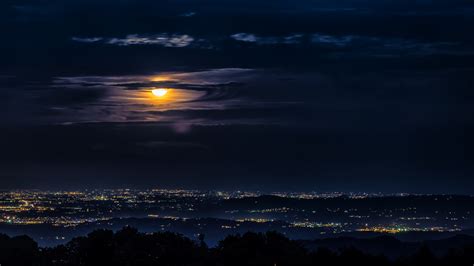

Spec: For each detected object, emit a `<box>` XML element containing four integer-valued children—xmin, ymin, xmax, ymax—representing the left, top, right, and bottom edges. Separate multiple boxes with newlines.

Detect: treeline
<box><xmin>0</xmin><ymin>227</ymin><xmax>473</xmax><ymax>266</ymax></box>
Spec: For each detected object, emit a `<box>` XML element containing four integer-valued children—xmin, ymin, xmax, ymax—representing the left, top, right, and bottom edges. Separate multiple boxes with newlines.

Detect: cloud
<box><xmin>230</xmin><ymin>33</ymin><xmax>303</xmax><ymax>45</ymax></box>
<box><xmin>108</xmin><ymin>34</ymin><xmax>194</xmax><ymax>47</ymax></box>
<box><xmin>231</xmin><ymin>33</ymin><xmax>259</xmax><ymax>43</ymax></box>
<box><xmin>54</xmin><ymin>68</ymin><xmax>256</xmax><ymax>88</ymax></box>
<box><xmin>72</xmin><ymin>34</ymin><xmax>195</xmax><ymax>48</ymax></box>
<box><xmin>71</xmin><ymin>30</ymin><xmax>470</xmax><ymax>58</ymax></box>
<box><xmin>71</xmin><ymin>37</ymin><xmax>103</xmax><ymax>43</ymax></box>
<box><xmin>41</xmin><ymin>68</ymin><xmax>267</xmax><ymax>125</ymax></box>
<box><xmin>180</xmin><ymin>11</ymin><xmax>196</xmax><ymax>17</ymax></box>
<box><xmin>231</xmin><ymin>32</ymin><xmax>358</xmax><ymax>47</ymax></box>
<box><xmin>310</xmin><ymin>34</ymin><xmax>466</xmax><ymax>56</ymax></box>
<box><xmin>283</xmin><ymin>34</ymin><xmax>304</xmax><ymax>44</ymax></box>
<box><xmin>229</xmin><ymin>32</ymin><xmax>469</xmax><ymax>56</ymax></box>
<box><xmin>311</xmin><ymin>34</ymin><xmax>355</xmax><ymax>47</ymax></box>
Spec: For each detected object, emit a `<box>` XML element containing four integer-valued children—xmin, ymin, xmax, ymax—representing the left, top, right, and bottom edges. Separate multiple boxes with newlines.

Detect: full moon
<box><xmin>151</xmin><ymin>88</ymin><xmax>168</xmax><ymax>97</ymax></box>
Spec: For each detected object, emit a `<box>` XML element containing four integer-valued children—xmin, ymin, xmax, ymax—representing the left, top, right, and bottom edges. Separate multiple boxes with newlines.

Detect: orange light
<box><xmin>151</xmin><ymin>88</ymin><xmax>168</xmax><ymax>97</ymax></box>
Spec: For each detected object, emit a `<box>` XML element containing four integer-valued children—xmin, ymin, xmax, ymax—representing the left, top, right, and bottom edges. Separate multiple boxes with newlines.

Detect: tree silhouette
<box><xmin>0</xmin><ymin>234</ymin><xmax>38</xmax><ymax>266</ymax></box>
<box><xmin>0</xmin><ymin>228</ymin><xmax>473</xmax><ymax>266</ymax></box>
<box><xmin>215</xmin><ymin>231</ymin><xmax>308</xmax><ymax>266</ymax></box>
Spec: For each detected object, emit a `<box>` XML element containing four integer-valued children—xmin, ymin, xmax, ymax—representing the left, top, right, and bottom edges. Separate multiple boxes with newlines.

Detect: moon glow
<box><xmin>151</xmin><ymin>88</ymin><xmax>168</xmax><ymax>97</ymax></box>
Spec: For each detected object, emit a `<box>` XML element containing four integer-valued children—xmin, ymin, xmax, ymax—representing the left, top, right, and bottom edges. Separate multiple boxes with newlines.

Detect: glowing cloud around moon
<box><xmin>151</xmin><ymin>88</ymin><xmax>168</xmax><ymax>97</ymax></box>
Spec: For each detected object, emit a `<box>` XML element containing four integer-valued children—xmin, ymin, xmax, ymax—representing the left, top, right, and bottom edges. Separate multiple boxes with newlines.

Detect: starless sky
<box><xmin>1</xmin><ymin>0</ymin><xmax>473</xmax><ymax>193</ymax></box>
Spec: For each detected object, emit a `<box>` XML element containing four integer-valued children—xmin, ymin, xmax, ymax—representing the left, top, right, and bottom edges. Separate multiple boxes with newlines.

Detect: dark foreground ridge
<box><xmin>1</xmin><ymin>227</ymin><xmax>473</xmax><ymax>266</ymax></box>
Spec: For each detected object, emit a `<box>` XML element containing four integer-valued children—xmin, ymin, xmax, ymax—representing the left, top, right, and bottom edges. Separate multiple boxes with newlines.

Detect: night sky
<box><xmin>1</xmin><ymin>0</ymin><xmax>474</xmax><ymax>193</ymax></box>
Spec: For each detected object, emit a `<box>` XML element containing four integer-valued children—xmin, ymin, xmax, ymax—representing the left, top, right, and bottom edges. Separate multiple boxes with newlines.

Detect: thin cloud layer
<box><xmin>71</xmin><ymin>37</ymin><xmax>103</xmax><ymax>43</ymax></box>
<box><xmin>229</xmin><ymin>32</ymin><xmax>468</xmax><ymax>56</ymax></box>
<box><xmin>72</xmin><ymin>34</ymin><xmax>195</xmax><ymax>47</ymax></box>
<box><xmin>70</xmin><ymin>31</ymin><xmax>470</xmax><ymax>58</ymax></box>
<box><xmin>6</xmin><ymin>68</ymin><xmax>288</xmax><ymax>126</ymax></box>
